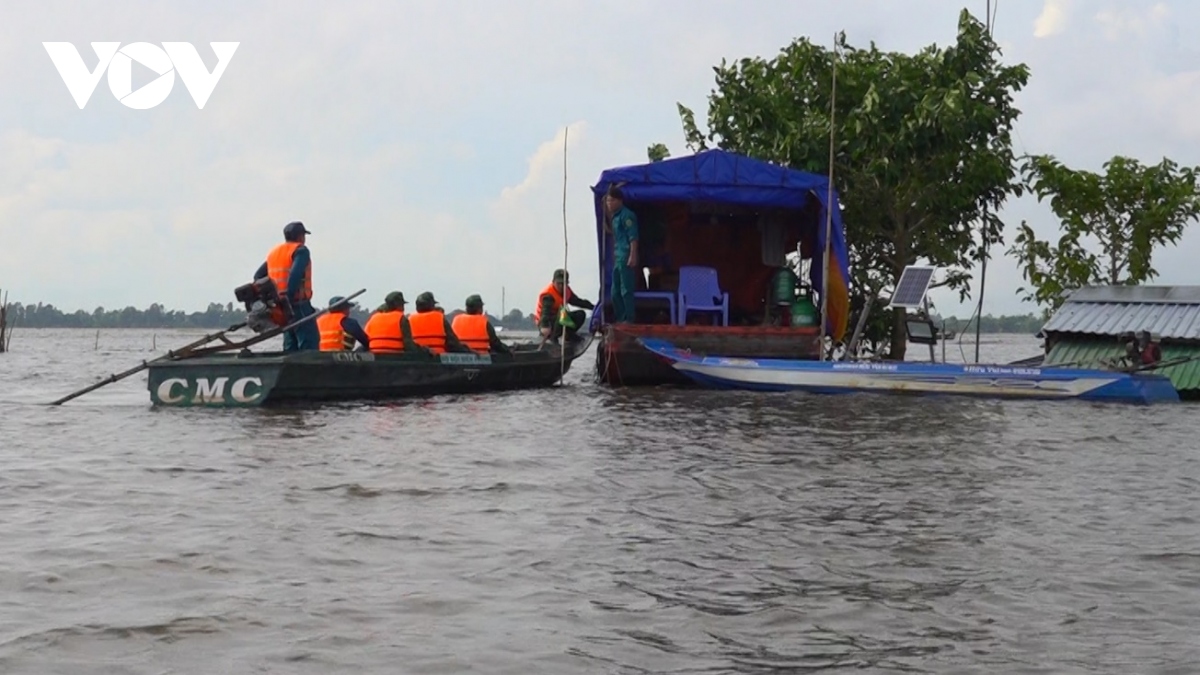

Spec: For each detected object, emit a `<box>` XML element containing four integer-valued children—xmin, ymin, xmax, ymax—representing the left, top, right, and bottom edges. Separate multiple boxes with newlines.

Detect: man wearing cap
<box><xmin>452</xmin><ymin>295</ymin><xmax>511</xmax><ymax>355</ymax></box>
<box><xmin>604</xmin><ymin>185</ymin><xmax>639</xmax><ymax>324</ymax></box>
<box><xmin>408</xmin><ymin>291</ymin><xmax>472</xmax><ymax>354</ymax></box>
<box><xmin>254</xmin><ymin>220</ymin><xmax>318</xmax><ymax>351</ymax></box>
<box><xmin>316</xmin><ymin>295</ymin><xmax>371</xmax><ymax>352</ymax></box>
<box><xmin>534</xmin><ymin>269</ymin><xmax>594</xmax><ymax>343</ymax></box>
<box><xmin>364</xmin><ymin>291</ymin><xmax>425</xmax><ymax>354</ymax></box>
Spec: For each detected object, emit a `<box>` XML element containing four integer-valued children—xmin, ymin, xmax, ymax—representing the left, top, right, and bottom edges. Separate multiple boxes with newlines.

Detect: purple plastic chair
<box><xmin>677</xmin><ymin>266</ymin><xmax>729</xmax><ymax>326</ymax></box>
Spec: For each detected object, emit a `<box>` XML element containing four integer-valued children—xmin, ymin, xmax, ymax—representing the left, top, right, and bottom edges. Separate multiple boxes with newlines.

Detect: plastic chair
<box><xmin>677</xmin><ymin>266</ymin><xmax>729</xmax><ymax>326</ymax></box>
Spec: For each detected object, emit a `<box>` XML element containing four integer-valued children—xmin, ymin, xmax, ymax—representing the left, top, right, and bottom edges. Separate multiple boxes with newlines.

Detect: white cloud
<box><xmin>486</xmin><ymin>121</ymin><xmax>641</xmax><ymax>314</ymax></box>
<box><xmin>1034</xmin><ymin>0</ymin><xmax>1073</xmax><ymax>38</ymax></box>
<box><xmin>1096</xmin><ymin>2</ymin><xmax>1171</xmax><ymax>40</ymax></box>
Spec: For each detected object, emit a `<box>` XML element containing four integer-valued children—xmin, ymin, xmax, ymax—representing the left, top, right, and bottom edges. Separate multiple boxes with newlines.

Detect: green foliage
<box><xmin>647</xmin><ymin>143</ymin><xmax>671</xmax><ymax>162</ymax></box>
<box><xmin>671</xmin><ymin>9</ymin><xmax>1029</xmax><ymax>357</ymax></box>
<box><xmin>1010</xmin><ymin>155</ymin><xmax>1200</xmax><ymax>311</ymax></box>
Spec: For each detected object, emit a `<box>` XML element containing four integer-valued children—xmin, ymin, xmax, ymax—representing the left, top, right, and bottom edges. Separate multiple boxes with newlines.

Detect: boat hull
<box><xmin>147</xmin><ymin>340</ymin><xmax>588</xmax><ymax>408</ymax></box>
<box><xmin>638</xmin><ymin>338</ymin><xmax>1180</xmax><ymax>405</ymax></box>
<box><xmin>596</xmin><ymin>323</ymin><xmax>821</xmax><ymax>386</ymax></box>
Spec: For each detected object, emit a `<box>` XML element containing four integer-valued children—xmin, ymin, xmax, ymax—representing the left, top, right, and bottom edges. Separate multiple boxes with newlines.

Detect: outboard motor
<box><xmin>233</xmin><ymin>278</ymin><xmax>290</xmax><ymax>333</ymax></box>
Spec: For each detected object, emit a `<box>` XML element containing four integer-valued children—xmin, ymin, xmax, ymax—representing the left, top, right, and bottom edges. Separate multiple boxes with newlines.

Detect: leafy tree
<box><xmin>1010</xmin><ymin>155</ymin><xmax>1200</xmax><ymax>312</ymax></box>
<box><xmin>671</xmin><ymin>9</ymin><xmax>1029</xmax><ymax>358</ymax></box>
<box><xmin>502</xmin><ymin>308</ymin><xmax>528</xmax><ymax>327</ymax></box>
<box><xmin>647</xmin><ymin>143</ymin><xmax>671</xmax><ymax>162</ymax></box>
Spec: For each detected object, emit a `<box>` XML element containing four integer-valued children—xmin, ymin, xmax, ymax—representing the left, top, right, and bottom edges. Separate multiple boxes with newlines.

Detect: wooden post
<box><xmin>560</xmin><ymin>125</ymin><xmax>569</xmax><ymax>382</ymax></box>
<box><xmin>819</xmin><ymin>32</ymin><xmax>841</xmax><ymax>362</ymax></box>
<box><xmin>0</xmin><ymin>288</ymin><xmax>7</xmax><ymax>353</ymax></box>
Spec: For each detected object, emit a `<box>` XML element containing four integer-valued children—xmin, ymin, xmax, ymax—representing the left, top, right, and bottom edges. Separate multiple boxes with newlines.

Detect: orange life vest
<box><xmin>408</xmin><ymin>310</ymin><xmax>447</xmax><ymax>354</ymax></box>
<box><xmin>364</xmin><ymin>310</ymin><xmax>405</xmax><ymax>353</ymax></box>
<box><xmin>452</xmin><ymin>313</ymin><xmax>490</xmax><ymax>353</ymax></box>
<box><xmin>317</xmin><ymin>312</ymin><xmax>355</xmax><ymax>351</ymax></box>
<box><xmin>532</xmin><ymin>283</ymin><xmax>571</xmax><ymax>325</ymax></box>
<box><xmin>266</xmin><ymin>241</ymin><xmax>313</xmax><ymax>302</ymax></box>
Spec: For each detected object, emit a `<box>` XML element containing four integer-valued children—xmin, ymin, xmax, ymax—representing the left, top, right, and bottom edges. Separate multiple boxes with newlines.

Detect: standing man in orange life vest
<box><xmin>254</xmin><ymin>221</ymin><xmax>318</xmax><ymax>351</ymax></box>
<box><xmin>316</xmin><ymin>295</ymin><xmax>371</xmax><ymax>351</ymax></box>
<box><xmin>408</xmin><ymin>292</ymin><xmax>472</xmax><ymax>354</ymax></box>
<box><xmin>451</xmin><ymin>294</ymin><xmax>510</xmax><ymax>355</ymax></box>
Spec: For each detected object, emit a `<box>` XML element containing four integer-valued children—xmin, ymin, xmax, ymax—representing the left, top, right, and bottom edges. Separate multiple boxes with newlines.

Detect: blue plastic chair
<box><xmin>677</xmin><ymin>266</ymin><xmax>729</xmax><ymax>326</ymax></box>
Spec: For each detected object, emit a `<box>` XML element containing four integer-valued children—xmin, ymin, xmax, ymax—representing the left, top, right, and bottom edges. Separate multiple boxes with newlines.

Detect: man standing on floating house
<box><xmin>604</xmin><ymin>185</ymin><xmax>639</xmax><ymax>324</ymax></box>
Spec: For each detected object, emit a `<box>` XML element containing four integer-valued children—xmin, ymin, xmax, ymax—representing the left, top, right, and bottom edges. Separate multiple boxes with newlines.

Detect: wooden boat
<box><xmin>638</xmin><ymin>338</ymin><xmax>1180</xmax><ymax>405</ymax></box>
<box><xmin>147</xmin><ymin>337</ymin><xmax>592</xmax><ymax>407</ymax></box>
<box><xmin>50</xmin><ymin>288</ymin><xmax>591</xmax><ymax>409</ymax></box>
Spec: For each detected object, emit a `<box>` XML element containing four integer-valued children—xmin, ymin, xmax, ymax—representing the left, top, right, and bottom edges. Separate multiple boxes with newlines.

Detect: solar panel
<box><xmin>889</xmin><ymin>265</ymin><xmax>937</xmax><ymax>309</ymax></box>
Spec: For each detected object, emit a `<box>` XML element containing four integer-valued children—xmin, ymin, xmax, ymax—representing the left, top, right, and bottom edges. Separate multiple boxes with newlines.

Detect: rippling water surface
<box><xmin>2</xmin><ymin>328</ymin><xmax>1199</xmax><ymax>674</ymax></box>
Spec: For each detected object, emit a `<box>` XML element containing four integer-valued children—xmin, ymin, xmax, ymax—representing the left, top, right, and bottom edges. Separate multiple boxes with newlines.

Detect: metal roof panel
<box><xmin>1042</xmin><ymin>301</ymin><xmax>1200</xmax><ymax>341</ymax></box>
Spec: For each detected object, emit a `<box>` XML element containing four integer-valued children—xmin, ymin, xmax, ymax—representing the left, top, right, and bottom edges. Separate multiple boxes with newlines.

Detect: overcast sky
<box><xmin>2</xmin><ymin>0</ymin><xmax>1198</xmax><ymax>317</ymax></box>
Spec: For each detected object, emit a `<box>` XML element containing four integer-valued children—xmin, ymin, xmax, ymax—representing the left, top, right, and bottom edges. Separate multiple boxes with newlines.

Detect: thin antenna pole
<box><xmin>819</xmin><ymin>33</ymin><xmax>839</xmax><ymax>361</ymax></box>
<box><xmin>974</xmin><ymin>0</ymin><xmax>994</xmax><ymax>364</ymax></box>
<box><xmin>560</xmin><ymin>125</ymin><xmax>569</xmax><ymax>381</ymax></box>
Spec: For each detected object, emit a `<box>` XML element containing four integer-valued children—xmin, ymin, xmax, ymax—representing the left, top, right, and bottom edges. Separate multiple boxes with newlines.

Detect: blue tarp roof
<box><xmin>590</xmin><ymin>149</ymin><xmax>851</xmax><ymax>328</ymax></box>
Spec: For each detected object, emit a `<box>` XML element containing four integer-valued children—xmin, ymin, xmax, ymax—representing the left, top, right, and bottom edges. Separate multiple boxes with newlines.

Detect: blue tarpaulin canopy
<box><xmin>589</xmin><ymin>149</ymin><xmax>851</xmax><ymax>336</ymax></box>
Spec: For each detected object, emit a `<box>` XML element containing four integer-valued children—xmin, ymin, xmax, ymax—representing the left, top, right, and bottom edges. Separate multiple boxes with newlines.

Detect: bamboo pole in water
<box><xmin>819</xmin><ymin>33</ymin><xmax>840</xmax><ymax>361</ymax></box>
<box><xmin>974</xmin><ymin>0</ymin><xmax>996</xmax><ymax>364</ymax></box>
<box><xmin>560</xmin><ymin>125</ymin><xmax>569</xmax><ymax>383</ymax></box>
<box><xmin>0</xmin><ymin>289</ymin><xmax>7</xmax><ymax>353</ymax></box>
<box><xmin>2</xmin><ymin>290</ymin><xmax>12</xmax><ymax>353</ymax></box>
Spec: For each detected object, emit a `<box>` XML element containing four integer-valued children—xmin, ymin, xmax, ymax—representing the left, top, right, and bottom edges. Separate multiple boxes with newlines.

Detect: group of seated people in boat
<box><xmin>315</xmin><ymin>267</ymin><xmax>594</xmax><ymax>356</ymax></box>
<box><xmin>317</xmin><ymin>290</ymin><xmax>509</xmax><ymax>356</ymax></box>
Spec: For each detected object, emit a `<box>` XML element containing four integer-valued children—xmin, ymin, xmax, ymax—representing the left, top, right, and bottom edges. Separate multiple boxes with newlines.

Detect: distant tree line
<box><xmin>937</xmin><ymin>313</ymin><xmax>1045</xmax><ymax>335</ymax></box>
<box><xmin>0</xmin><ymin>302</ymin><xmax>538</xmax><ymax>330</ymax></box>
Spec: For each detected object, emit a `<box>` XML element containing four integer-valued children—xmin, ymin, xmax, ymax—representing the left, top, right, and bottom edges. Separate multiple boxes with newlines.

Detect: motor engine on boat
<box><xmin>233</xmin><ymin>278</ymin><xmax>290</xmax><ymax>333</ymax></box>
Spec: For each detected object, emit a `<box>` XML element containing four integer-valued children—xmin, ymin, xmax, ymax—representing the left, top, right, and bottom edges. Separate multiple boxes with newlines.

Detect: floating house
<box><xmin>1041</xmin><ymin>285</ymin><xmax>1200</xmax><ymax>399</ymax></box>
<box><xmin>589</xmin><ymin>149</ymin><xmax>851</xmax><ymax>386</ymax></box>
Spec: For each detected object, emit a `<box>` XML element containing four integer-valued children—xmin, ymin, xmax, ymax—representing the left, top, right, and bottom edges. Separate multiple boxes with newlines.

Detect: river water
<box><xmin>1</xmin><ymin>328</ymin><xmax>1198</xmax><ymax>674</ymax></box>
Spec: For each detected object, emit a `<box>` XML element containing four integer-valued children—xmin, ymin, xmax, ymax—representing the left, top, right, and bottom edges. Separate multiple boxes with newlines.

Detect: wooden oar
<box><xmin>48</xmin><ymin>321</ymin><xmax>248</xmax><ymax>406</ymax></box>
<box><xmin>49</xmin><ymin>289</ymin><xmax>365</xmax><ymax>405</ymax></box>
<box><xmin>1128</xmin><ymin>353</ymin><xmax>1200</xmax><ymax>373</ymax></box>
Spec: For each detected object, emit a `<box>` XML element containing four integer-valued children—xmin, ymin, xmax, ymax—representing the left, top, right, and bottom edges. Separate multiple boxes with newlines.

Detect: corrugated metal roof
<box><xmin>1046</xmin><ymin>339</ymin><xmax>1200</xmax><ymax>393</ymax></box>
<box><xmin>1065</xmin><ymin>285</ymin><xmax>1200</xmax><ymax>305</ymax></box>
<box><xmin>1041</xmin><ymin>286</ymin><xmax>1200</xmax><ymax>341</ymax></box>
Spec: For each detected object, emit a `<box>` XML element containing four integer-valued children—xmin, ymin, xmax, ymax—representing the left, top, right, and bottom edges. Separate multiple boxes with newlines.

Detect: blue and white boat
<box><xmin>638</xmin><ymin>338</ymin><xmax>1180</xmax><ymax>405</ymax></box>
